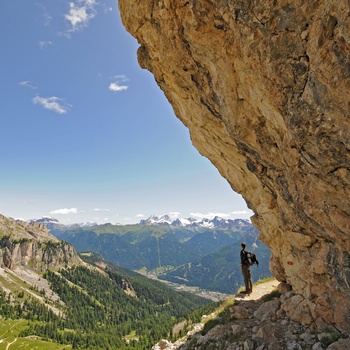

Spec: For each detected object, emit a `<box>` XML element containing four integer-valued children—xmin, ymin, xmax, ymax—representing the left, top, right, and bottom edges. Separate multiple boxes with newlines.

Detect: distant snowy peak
<box><xmin>29</xmin><ymin>217</ymin><xmax>97</xmax><ymax>228</ymax></box>
<box><xmin>139</xmin><ymin>215</ymin><xmax>251</xmax><ymax>229</ymax></box>
<box><xmin>30</xmin><ymin>215</ymin><xmax>251</xmax><ymax>230</ymax></box>
<box><xmin>139</xmin><ymin>215</ymin><xmax>173</xmax><ymax>225</ymax></box>
<box><xmin>29</xmin><ymin>216</ymin><xmax>60</xmax><ymax>225</ymax></box>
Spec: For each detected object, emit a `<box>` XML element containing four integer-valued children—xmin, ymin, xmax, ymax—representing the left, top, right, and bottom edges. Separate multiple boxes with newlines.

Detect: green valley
<box><xmin>0</xmin><ymin>215</ymin><xmax>218</xmax><ymax>349</ymax></box>
<box><xmin>47</xmin><ymin>217</ymin><xmax>272</xmax><ymax>294</ymax></box>
<box><xmin>159</xmin><ymin>242</ymin><xmax>272</xmax><ymax>293</ymax></box>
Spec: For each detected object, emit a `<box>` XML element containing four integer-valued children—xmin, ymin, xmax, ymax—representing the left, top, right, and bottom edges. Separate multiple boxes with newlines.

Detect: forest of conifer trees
<box><xmin>0</xmin><ymin>265</ymin><xmax>218</xmax><ymax>349</ymax></box>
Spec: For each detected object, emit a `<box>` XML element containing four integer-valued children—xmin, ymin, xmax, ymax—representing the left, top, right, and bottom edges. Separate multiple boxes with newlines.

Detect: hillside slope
<box><xmin>0</xmin><ymin>215</ymin><xmax>215</xmax><ymax>349</ymax></box>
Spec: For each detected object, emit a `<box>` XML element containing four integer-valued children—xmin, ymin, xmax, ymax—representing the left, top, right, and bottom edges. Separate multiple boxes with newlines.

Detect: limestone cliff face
<box><xmin>119</xmin><ymin>0</ymin><xmax>350</xmax><ymax>332</ymax></box>
<box><xmin>0</xmin><ymin>214</ymin><xmax>81</xmax><ymax>271</ymax></box>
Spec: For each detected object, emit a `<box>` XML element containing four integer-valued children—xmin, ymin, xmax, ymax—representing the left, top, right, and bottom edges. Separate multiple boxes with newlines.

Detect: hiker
<box><xmin>240</xmin><ymin>242</ymin><xmax>252</xmax><ymax>294</ymax></box>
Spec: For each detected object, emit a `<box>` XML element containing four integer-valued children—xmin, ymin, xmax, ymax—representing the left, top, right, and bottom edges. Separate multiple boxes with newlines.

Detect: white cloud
<box><xmin>36</xmin><ymin>3</ymin><xmax>52</xmax><ymax>26</ymax></box>
<box><xmin>136</xmin><ymin>214</ymin><xmax>144</xmax><ymax>218</ymax></box>
<box><xmin>190</xmin><ymin>210</ymin><xmax>253</xmax><ymax>219</ymax></box>
<box><xmin>39</xmin><ymin>40</ymin><xmax>53</xmax><ymax>49</ymax></box>
<box><xmin>50</xmin><ymin>208</ymin><xmax>78</xmax><ymax>215</ymax></box>
<box><xmin>230</xmin><ymin>210</ymin><xmax>253</xmax><ymax>215</ymax></box>
<box><xmin>109</xmin><ymin>75</ymin><xmax>129</xmax><ymax>92</ymax></box>
<box><xmin>109</xmin><ymin>83</ymin><xmax>128</xmax><ymax>92</ymax></box>
<box><xmin>190</xmin><ymin>212</ymin><xmax>230</xmax><ymax>219</ymax></box>
<box><xmin>93</xmin><ymin>208</ymin><xmax>110</xmax><ymax>212</ymax></box>
<box><xmin>43</xmin><ymin>13</ymin><xmax>52</xmax><ymax>26</ymax></box>
<box><xmin>33</xmin><ymin>96</ymin><xmax>70</xmax><ymax>114</ymax></box>
<box><xmin>93</xmin><ymin>217</ymin><xmax>109</xmax><ymax>222</ymax></box>
<box><xmin>19</xmin><ymin>81</ymin><xmax>37</xmax><ymax>89</ymax></box>
<box><xmin>65</xmin><ymin>0</ymin><xmax>97</xmax><ymax>33</ymax></box>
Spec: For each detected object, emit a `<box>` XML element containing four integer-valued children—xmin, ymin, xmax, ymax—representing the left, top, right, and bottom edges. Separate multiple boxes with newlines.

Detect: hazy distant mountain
<box><xmin>31</xmin><ymin>214</ymin><xmax>255</xmax><ymax>231</ymax></box>
<box><xmin>29</xmin><ymin>216</ymin><xmax>97</xmax><ymax>237</ymax></box>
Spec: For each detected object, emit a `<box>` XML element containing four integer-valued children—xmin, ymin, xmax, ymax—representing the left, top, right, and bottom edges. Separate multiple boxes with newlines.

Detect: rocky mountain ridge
<box><xmin>140</xmin><ymin>214</ymin><xmax>252</xmax><ymax>229</ymax></box>
<box><xmin>0</xmin><ymin>214</ymin><xmax>81</xmax><ymax>271</ymax></box>
<box><xmin>0</xmin><ymin>214</ymin><xmax>83</xmax><ymax>318</ymax></box>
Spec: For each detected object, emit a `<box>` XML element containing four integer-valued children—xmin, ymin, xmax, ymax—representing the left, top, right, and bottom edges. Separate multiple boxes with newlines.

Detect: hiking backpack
<box><xmin>246</xmin><ymin>251</ymin><xmax>259</xmax><ymax>266</ymax></box>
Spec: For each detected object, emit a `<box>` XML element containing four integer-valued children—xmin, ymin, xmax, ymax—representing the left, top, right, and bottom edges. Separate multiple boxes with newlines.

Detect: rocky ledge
<box><xmin>153</xmin><ymin>281</ymin><xmax>350</xmax><ymax>350</ymax></box>
<box><xmin>119</xmin><ymin>0</ymin><xmax>350</xmax><ymax>332</ymax></box>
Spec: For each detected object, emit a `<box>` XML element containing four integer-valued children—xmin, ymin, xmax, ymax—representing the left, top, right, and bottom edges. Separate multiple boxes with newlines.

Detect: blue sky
<box><xmin>0</xmin><ymin>0</ymin><xmax>252</xmax><ymax>224</ymax></box>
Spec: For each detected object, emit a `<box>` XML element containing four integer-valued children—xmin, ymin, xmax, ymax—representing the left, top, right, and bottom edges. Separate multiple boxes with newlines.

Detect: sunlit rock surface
<box><xmin>119</xmin><ymin>0</ymin><xmax>350</xmax><ymax>332</ymax></box>
<box><xmin>0</xmin><ymin>214</ymin><xmax>81</xmax><ymax>270</ymax></box>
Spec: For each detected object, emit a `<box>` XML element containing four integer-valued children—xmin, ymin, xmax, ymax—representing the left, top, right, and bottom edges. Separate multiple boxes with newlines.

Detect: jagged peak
<box><xmin>139</xmin><ymin>214</ymin><xmax>252</xmax><ymax>229</ymax></box>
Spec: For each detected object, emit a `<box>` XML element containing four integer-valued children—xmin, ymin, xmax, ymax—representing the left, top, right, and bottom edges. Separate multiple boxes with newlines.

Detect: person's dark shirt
<box><xmin>240</xmin><ymin>249</ymin><xmax>248</xmax><ymax>265</ymax></box>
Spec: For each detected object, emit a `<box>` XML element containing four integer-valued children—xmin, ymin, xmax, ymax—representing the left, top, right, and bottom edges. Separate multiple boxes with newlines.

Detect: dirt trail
<box><xmin>235</xmin><ymin>279</ymin><xmax>279</xmax><ymax>300</ymax></box>
<box><xmin>152</xmin><ymin>279</ymin><xmax>281</xmax><ymax>349</ymax></box>
<box><xmin>6</xmin><ymin>338</ymin><xmax>17</xmax><ymax>350</ymax></box>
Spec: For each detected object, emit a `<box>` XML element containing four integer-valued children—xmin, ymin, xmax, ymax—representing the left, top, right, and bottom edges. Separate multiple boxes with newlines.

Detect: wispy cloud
<box><xmin>50</xmin><ymin>208</ymin><xmax>78</xmax><ymax>215</ymax></box>
<box><xmin>39</xmin><ymin>40</ymin><xmax>53</xmax><ymax>50</ymax></box>
<box><xmin>93</xmin><ymin>217</ymin><xmax>110</xmax><ymax>223</ymax></box>
<box><xmin>93</xmin><ymin>208</ymin><xmax>110</xmax><ymax>212</ymax></box>
<box><xmin>190</xmin><ymin>210</ymin><xmax>253</xmax><ymax>219</ymax></box>
<box><xmin>65</xmin><ymin>0</ymin><xmax>97</xmax><ymax>33</ymax></box>
<box><xmin>190</xmin><ymin>212</ymin><xmax>230</xmax><ymax>219</ymax></box>
<box><xmin>36</xmin><ymin>3</ymin><xmax>52</xmax><ymax>26</ymax></box>
<box><xmin>19</xmin><ymin>81</ymin><xmax>37</xmax><ymax>89</ymax></box>
<box><xmin>33</xmin><ymin>96</ymin><xmax>71</xmax><ymax>114</ymax></box>
<box><xmin>230</xmin><ymin>210</ymin><xmax>253</xmax><ymax>215</ymax></box>
<box><xmin>43</xmin><ymin>13</ymin><xmax>53</xmax><ymax>26</ymax></box>
<box><xmin>109</xmin><ymin>75</ymin><xmax>129</xmax><ymax>92</ymax></box>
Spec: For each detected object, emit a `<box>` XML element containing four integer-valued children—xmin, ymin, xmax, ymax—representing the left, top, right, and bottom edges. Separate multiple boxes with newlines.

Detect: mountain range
<box><xmin>28</xmin><ymin>214</ymin><xmax>255</xmax><ymax>230</ymax></box>
<box><xmin>31</xmin><ymin>215</ymin><xmax>272</xmax><ymax>294</ymax></box>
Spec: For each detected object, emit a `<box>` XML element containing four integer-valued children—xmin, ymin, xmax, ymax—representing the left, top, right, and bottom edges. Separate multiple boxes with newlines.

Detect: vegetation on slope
<box><xmin>0</xmin><ymin>261</ymin><xmax>217</xmax><ymax>349</ymax></box>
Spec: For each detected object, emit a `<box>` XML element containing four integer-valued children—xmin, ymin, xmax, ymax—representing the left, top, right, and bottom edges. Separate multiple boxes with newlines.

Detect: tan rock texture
<box><xmin>0</xmin><ymin>214</ymin><xmax>81</xmax><ymax>271</ymax></box>
<box><xmin>119</xmin><ymin>0</ymin><xmax>350</xmax><ymax>332</ymax></box>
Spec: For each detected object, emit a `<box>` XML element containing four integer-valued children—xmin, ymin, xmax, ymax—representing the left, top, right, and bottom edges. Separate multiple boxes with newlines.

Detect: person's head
<box><xmin>241</xmin><ymin>242</ymin><xmax>246</xmax><ymax>250</ymax></box>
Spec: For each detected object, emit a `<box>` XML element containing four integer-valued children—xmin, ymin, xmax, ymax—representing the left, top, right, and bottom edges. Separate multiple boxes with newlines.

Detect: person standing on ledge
<box><xmin>240</xmin><ymin>242</ymin><xmax>252</xmax><ymax>295</ymax></box>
